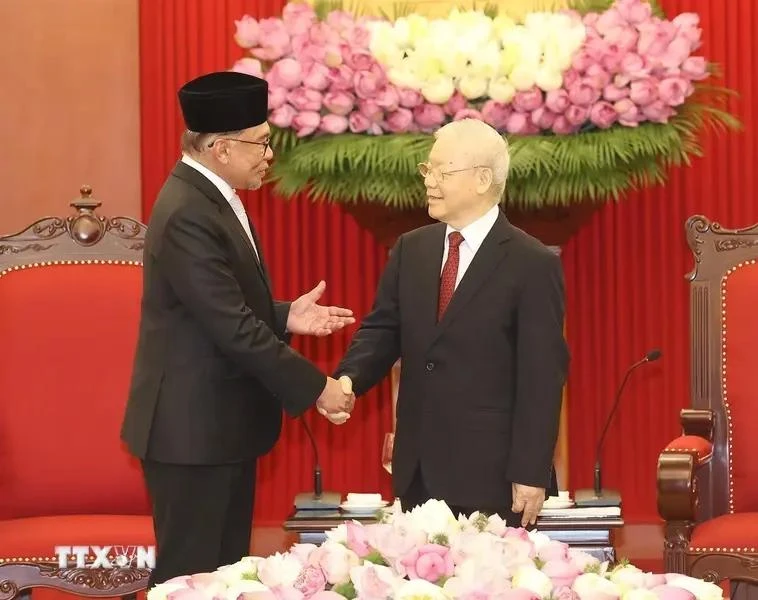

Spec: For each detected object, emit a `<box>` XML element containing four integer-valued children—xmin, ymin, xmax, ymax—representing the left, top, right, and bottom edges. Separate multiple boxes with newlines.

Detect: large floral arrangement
<box><xmin>229</xmin><ymin>0</ymin><xmax>738</xmax><ymax>209</ymax></box>
<box><xmin>148</xmin><ymin>500</ymin><xmax>723</xmax><ymax>600</ymax></box>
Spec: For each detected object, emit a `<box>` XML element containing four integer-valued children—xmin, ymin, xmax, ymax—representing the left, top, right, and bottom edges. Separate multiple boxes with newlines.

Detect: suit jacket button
<box><xmin>426</xmin><ymin>362</ymin><xmax>435</xmax><ymax>371</ymax></box>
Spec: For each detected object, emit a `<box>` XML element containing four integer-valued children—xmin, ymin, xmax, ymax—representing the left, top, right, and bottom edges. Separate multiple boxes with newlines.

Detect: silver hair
<box><xmin>433</xmin><ymin>119</ymin><xmax>510</xmax><ymax>197</ymax></box>
<box><xmin>180</xmin><ymin>129</ymin><xmax>246</xmax><ymax>154</ymax></box>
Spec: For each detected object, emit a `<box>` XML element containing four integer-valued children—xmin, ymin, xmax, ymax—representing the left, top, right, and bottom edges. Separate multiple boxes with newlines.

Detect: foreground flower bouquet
<box><xmin>228</xmin><ymin>0</ymin><xmax>738</xmax><ymax>210</ymax></box>
<box><xmin>148</xmin><ymin>500</ymin><xmax>723</xmax><ymax>600</ymax></box>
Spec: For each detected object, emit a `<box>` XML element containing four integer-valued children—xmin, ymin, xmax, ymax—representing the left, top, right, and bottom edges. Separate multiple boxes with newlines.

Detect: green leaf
<box><xmin>363</xmin><ymin>550</ymin><xmax>388</xmax><ymax>566</ymax></box>
<box><xmin>332</xmin><ymin>581</ymin><xmax>357</xmax><ymax>599</ymax></box>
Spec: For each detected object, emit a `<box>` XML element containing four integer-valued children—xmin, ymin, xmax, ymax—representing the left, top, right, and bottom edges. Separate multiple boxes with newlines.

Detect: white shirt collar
<box><xmin>445</xmin><ymin>203</ymin><xmax>500</xmax><ymax>252</ymax></box>
<box><xmin>181</xmin><ymin>154</ymin><xmax>236</xmax><ymax>202</ymax></box>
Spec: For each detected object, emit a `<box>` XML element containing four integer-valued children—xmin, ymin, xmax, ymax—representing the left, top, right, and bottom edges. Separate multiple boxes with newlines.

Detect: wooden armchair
<box><xmin>0</xmin><ymin>187</ymin><xmax>153</xmax><ymax>600</ymax></box>
<box><xmin>657</xmin><ymin>215</ymin><xmax>758</xmax><ymax>587</ymax></box>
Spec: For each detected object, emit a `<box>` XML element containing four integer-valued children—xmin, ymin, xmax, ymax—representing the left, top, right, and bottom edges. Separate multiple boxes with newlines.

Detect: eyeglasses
<box><xmin>418</xmin><ymin>162</ymin><xmax>485</xmax><ymax>181</ymax></box>
<box><xmin>208</xmin><ymin>138</ymin><xmax>270</xmax><ymax>154</ymax></box>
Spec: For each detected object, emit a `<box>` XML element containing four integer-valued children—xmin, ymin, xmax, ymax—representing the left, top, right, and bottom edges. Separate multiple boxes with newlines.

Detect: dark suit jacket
<box><xmin>335</xmin><ymin>210</ymin><xmax>569</xmax><ymax>509</ymax></box>
<box><xmin>121</xmin><ymin>161</ymin><xmax>326</xmax><ymax>465</ymax></box>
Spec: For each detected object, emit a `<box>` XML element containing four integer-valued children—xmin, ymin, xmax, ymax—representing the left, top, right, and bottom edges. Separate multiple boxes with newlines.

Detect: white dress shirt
<box><xmin>180</xmin><ymin>154</ymin><xmax>260</xmax><ymax>261</ymax></box>
<box><xmin>441</xmin><ymin>203</ymin><xmax>500</xmax><ymax>289</ymax></box>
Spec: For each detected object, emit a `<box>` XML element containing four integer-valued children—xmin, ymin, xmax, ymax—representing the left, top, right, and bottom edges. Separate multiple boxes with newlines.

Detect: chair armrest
<box><xmin>680</xmin><ymin>408</ymin><xmax>714</xmax><ymax>441</ymax></box>
<box><xmin>657</xmin><ymin>434</ymin><xmax>713</xmax><ymax>521</ymax></box>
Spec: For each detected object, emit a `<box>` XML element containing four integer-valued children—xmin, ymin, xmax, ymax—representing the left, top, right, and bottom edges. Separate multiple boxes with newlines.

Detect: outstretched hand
<box><xmin>287</xmin><ymin>281</ymin><xmax>355</xmax><ymax>336</ymax></box>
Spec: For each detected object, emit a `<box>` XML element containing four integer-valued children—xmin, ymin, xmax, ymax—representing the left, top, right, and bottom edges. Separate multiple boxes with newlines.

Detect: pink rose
<box><xmin>589</xmin><ymin>101</ymin><xmax>618</xmax><ymax>128</ymax></box>
<box><xmin>629</xmin><ymin>79</ymin><xmax>658</xmax><ymax>105</ymax></box>
<box><xmin>658</xmin><ymin>76</ymin><xmax>690</xmax><ymax>106</ymax></box>
<box><xmin>358</xmin><ymin>99</ymin><xmax>383</xmax><ymax>123</ymax></box>
<box><xmin>231</xmin><ymin>57</ymin><xmax>263</xmax><ymax>78</ymax></box>
<box><xmin>287</xmin><ymin>87</ymin><xmax>323</xmax><ymax>112</ymax></box>
<box><xmin>343</xmin><ymin>49</ymin><xmax>375</xmax><ymax>72</ymax></box>
<box><xmin>413</xmin><ymin>103</ymin><xmax>446</xmax><ymax>130</ymax></box>
<box><xmin>651</xmin><ymin>585</ymin><xmax>696</xmax><ymax>600</ymax></box>
<box><xmin>453</xmin><ymin>108</ymin><xmax>483</xmax><ymax>121</ymax></box>
<box><xmin>346</xmin><ymin>521</ymin><xmax>371</xmax><ymax>557</ymax></box>
<box><xmin>251</xmin><ymin>18</ymin><xmax>290</xmax><ymax>61</ymax></box>
<box><xmin>400</xmin><ymin>543</ymin><xmax>454</xmax><ymax>582</ymax></box>
<box><xmin>443</xmin><ymin>91</ymin><xmax>467</xmax><ymax>116</ymax></box>
<box><xmin>320</xmin><ymin>114</ymin><xmax>349</xmax><ymax>134</ymax></box>
<box><xmin>531</xmin><ymin>107</ymin><xmax>558</xmax><ymax>130</ymax></box>
<box><xmin>376</xmin><ymin>85</ymin><xmax>400</xmax><ymax>111</ymax></box>
<box><xmin>512</xmin><ymin>88</ymin><xmax>543</xmax><ymax>112</ymax></box>
<box><xmin>398</xmin><ymin>89</ymin><xmax>423</xmax><ymax>108</ymax></box>
<box><xmin>384</xmin><ymin>108</ymin><xmax>414</xmax><ymax>132</ymax></box>
<box><xmin>545</xmin><ymin>89</ymin><xmax>570</xmax><ymax>113</ymax></box>
<box><xmin>267</xmin><ymin>58</ymin><xmax>303</xmax><ymax>89</ymax></box>
<box><xmin>568</xmin><ymin>80</ymin><xmax>601</xmax><ymax>107</ymax></box>
<box><xmin>542</xmin><ymin>560</ymin><xmax>582</xmax><ymax>589</ymax></box>
<box><xmin>323</xmin><ymin>91</ymin><xmax>355</xmax><ymax>116</ymax></box>
<box><xmin>565</xmin><ymin>105</ymin><xmax>590</xmax><ymax>126</ymax></box>
<box><xmin>616</xmin><ymin>0</ymin><xmax>652</xmax><ymax>24</ymax></box>
<box><xmin>603</xmin><ymin>84</ymin><xmax>629</xmax><ymax>102</ymax></box>
<box><xmin>282</xmin><ymin>2</ymin><xmax>317</xmax><ymax>35</ymax></box>
<box><xmin>353</xmin><ymin>65</ymin><xmax>387</xmax><ymax>99</ymax></box>
<box><xmin>269</xmin><ymin>104</ymin><xmax>297</xmax><ymax>128</ymax></box>
<box><xmin>348</xmin><ymin>111</ymin><xmax>371</xmax><ymax>133</ymax></box>
<box><xmin>234</xmin><ymin>16</ymin><xmax>260</xmax><ymax>48</ymax></box>
<box><xmin>293</xmin><ymin>565</ymin><xmax>327</xmax><ymax>597</ymax></box>
<box><xmin>268</xmin><ymin>86</ymin><xmax>288</xmax><ymax>110</ymax></box>
<box><xmin>481</xmin><ymin>100</ymin><xmax>511</xmax><ymax>131</ymax></box>
<box><xmin>552</xmin><ymin>115</ymin><xmax>578</xmax><ymax>135</ymax></box>
<box><xmin>302</xmin><ymin>63</ymin><xmax>330</xmax><ymax>91</ymax></box>
<box><xmin>328</xmin><ymin>65</ymin><xmax>354</xmax><ymax>91</ymax></box>
<box><xmin>292</xmin><ymin>111</ymin><xmax>321</xmax><ymax>137</ymax></box>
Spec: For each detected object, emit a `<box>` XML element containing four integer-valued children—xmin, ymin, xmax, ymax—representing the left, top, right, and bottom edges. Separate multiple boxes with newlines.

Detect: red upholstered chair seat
<box><xmin>689</xmin><ymin>514</ymin><xmax>758</xmax><ymax>553</ymax></box>
<box><xmin>0</xmin><ymin>515</ymin><xmax>154</xmax><ymax>560</ymax></box>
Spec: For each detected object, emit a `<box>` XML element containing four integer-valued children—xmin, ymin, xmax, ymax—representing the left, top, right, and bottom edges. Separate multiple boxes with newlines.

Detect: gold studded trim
<box><xmin>721</xmin><ymin>258</ymin><xmax>758</xmax><ymax>514</ymax></box>
<box><xmin>689</xmin><ymin>546</ymin><xmax>758</xmax><ymax>553</ymax></box>
<box><xmin>0</xmin><ymin>259</ymin><xmax>143</xmax><ymax>280</ymax></box>
<box><xmin>661</xmin><ymin>446</ymin><xmax>713</xmax><ymax>464</ymax></box>
<box><xmin>0</xmin><ymin>553</ymin><xmax>126</xmax><ymax>563</ymax></box>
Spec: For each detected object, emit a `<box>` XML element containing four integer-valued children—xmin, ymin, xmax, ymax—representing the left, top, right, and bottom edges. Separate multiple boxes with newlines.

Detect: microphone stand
<box><xmin>574</xmin><ymin>351</ymin><xmax>661</xmax><ymax>507</ymax></box>
<box><xmin>293</xmin><ymin>417</ymin><xmax>342</xmax><ymax>511</ymax></box>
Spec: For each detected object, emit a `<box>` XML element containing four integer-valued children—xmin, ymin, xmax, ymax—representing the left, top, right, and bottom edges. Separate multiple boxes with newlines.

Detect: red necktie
<box><xmin>438</xmin><ymin>231</ymin><xmax>464</xmax><ymax>321</ymax></box>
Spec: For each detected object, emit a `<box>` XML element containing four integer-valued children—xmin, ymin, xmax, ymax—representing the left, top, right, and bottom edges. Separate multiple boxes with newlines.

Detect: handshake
<box><xmin>315</xmin><ymin>375</ymin><xmax>355</xmax><ymax>425</ymax></box>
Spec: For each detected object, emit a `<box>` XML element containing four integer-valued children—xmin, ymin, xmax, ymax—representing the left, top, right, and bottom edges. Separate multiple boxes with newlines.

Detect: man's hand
<box><xmin>512</xmin><ymin>482</ymin><xmax>545</xmax><ymax>527</ymax></box>
<box><xmin>318</xmin><ymin>376</ymin><xmax>353</xmax><ymax>425</ymax></box>
<box><xmin>287</xmin><ymin>281</ymin><xmax>355</xmax><ymax>336</ymax></box>
<box><xmin>316</xmin><ymin>376</ymin><xmax>355</xmax><ymax>417</ymax></box>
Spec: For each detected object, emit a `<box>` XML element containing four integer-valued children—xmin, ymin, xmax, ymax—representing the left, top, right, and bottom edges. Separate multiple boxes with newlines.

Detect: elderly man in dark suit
<box><xmin>332</xmin><ymin>118</ymin><xmax>569</xmax><ymax>527</ymax></box>
<box><xmin>121</xmin><ymin>71</ymin><xmax>355</xmax><ymax>586</ymax></box>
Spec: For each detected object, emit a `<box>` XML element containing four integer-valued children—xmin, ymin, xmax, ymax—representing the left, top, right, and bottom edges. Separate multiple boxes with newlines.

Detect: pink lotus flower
<box><xmin>328</xmin><ymin>65</ymin><xmax>354</xmax><ymax>91</ymax></box>
<box><xmin>293</xmin><ymin>565</ymin><xmax>327</xmax><ymax>597</ymax></box>
<box><xmin>541</xmin><ymin>559</ymin><xmax>582</xmax><ymax>588</ymax></box>
<box><xmin>413</xmin><ymin>104</ymin><xmax>446</xmax><ymax>130</ymax></box>
<box><xmin>398</xmin><ymin>89</ymin><xmax>423</xmax><ymax>108</ymax></box>
<box><xmin>302</xmin><ymin>63</ymin><xmax>331</xmax><ymax>91</ymax></box>
<box><xmin>590</xmin><ymin>100</ymin><xmax>618</xmax><ymax>128</ymax></box>
<box><xmin>287</xmin><ymin>87</ymin><xmax>323</xmax><ymax>112</ymax></box>
<box><xmin>629</xmin><ymin>79</ymin><xmax>658</xmax><ymax>105</ymax></box>
<box><xmin>232</xmin><ymin>57</ymin><xmax>263</xmax><ymax>78</ymax></box>
<box><xmin>568</xmin><ymin>80</ymin><xmax>601</xmax><ymax>107</ymax></box>
<box><xmin>585</xmin><ymin>65</ymin><xmax>612</xmax><ymax>90</ymax></box>
<box><xmin>453</xmin><ymin>108</ymin><xmax>484</xmax><ymax>122</ymax></box>
<box><xmin>343</xmin><ymin>49</ymin><xmax>375</xmax><ymax>72</ymax></box>
<box><xmin>251</xmin><ymin>18</ymin><xmax>291</xmax><ymax>61</ymax></box>
<box><xmin>384</xmin><ymin>107</ymin><xmax>414</xmax><ymax>132</ymax></box>
<box><xmin>506</xmin><ymin>112</ymin><xmax>538</xmax><ymax>134</ymax></box>
<box><xmin>531</xmin><ymin>107</ymin><xmax>558</xmax><ymax>130</ymax></box>
<box><xmin>353</xmin><ymin>65</ymin><xmax>387</xmax><ymax>99</ymax></box>
<box><xmin>537</xmin><ymin>540</ymin><xmax>570</xmax><ymax>563</ymax></box>
<box><xmin>267</xmin><ymin>58</ymin><xmax>303</xmax><ymax>89</ymax></box>
<box><xmin>345</xmin><ymin>521</ymin><xmax>372</xmax><ymax>557</ymax></box>
<box><xmin>320</xmin><ymin>114</ymin><xmax>349</xmax><ymax>134</ymax></box>
<box><xmin>292</xmin><ymin>111</ymin><xmax>321</xmax><ymax>137</ymax></box>
<box><xmin>642</xmin><ymin>100</ymin><xmax>676</xmax><ymax>123</ymax></box>
<box><xmin>565</xmin><ymin>105</ymin><xmax>591</xmax><ymax>126</ymax></box>
<box><xmin>614</xmin><ymin>98</ymin><xmax>642</xmax><ymax>126</ymax></box>
<box><xmin>481</xmin><ymin>100</ymin><xmax>511</xmax><ymax>131</ymax></box>
<box><xmin>282</xmin><ymin>2</ymin><xmax>317</xmax><ymax>35</ymax></box>
<box><xmin>323</xmin><ymin>91</ymin><xmax>355</xmax><ymax>116</ymax></box>
<box><xmin>616</xmin><ymin>0</ymin><xmax>653</xmax><ymax>24</ymax></box>
<box><xmin>376</xmin><ymin>85</ymin><xmax>400</xmax><ymax>112</ymax></box>
<box><xmin>400</xmin><ymin>543</ymin><xmax>454</xmax><ymax>582</ymax></box>
<box><xmin>268</xmin><ymin>86</ymin><xmax>288</xmax><ymax>110</ymax></box>
<box><xmin>269</xmin><ymin>104</ymin><xmax>297</xmax><ymax>128</ymax></box>
<box><xmin>545</xmin><ymin>89</ymin><xmax>571</xmax><ymax>113</ymax></box>
<box><xmin>358</xmin><ymin>99</ymin><xmax>383</xmax><ymax>123</ymax></box>
<box><xmin>512</xmin><ymin>88</ymin><xmax>543</xmax><ymax>112</ymax></box>
<box><xmin>444</xmin><ymin>91</ymin><xmax>467</xmax><ymax>116</ymax></box>
<box><xmin>603</xmin><ymin>83</ymin><xmax>629</xmax><ymax>102</ymax></box>
<box><xmin>348</xmin><ymin>111</ymin><xmax>371</xmax><ymax>133</ymax></box>
<box><xmin>234</xmin><ymin>15</ymin><xmax>260</xmax><ymax>48</ymax></box>
<box><xmin>658</xmin><ymin>76</ymin><xmax>690</xmax><ymax>106</ymax></box>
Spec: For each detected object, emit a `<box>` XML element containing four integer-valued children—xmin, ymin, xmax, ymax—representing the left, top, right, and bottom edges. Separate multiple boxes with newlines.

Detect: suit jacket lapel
<box><xmin>417</xmin><ymin>224</ymin><xmax>447</xmax><ymax>347</ymax></box>
<box><xmin>171</xmin><ymin>161</ymin><xmax>271</xmax><ymax>292</ymax></box>
<box><xmin>430</xmin><ymin>211</ymin><xmax>512</xmax><ymax>346</ymax></box>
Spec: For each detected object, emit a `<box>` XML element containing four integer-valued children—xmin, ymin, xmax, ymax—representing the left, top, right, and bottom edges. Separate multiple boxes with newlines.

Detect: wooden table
<box><xmin>283</xmin><ymin>509</ymin><xmax>624</xmax><ymax>562</ymax></box>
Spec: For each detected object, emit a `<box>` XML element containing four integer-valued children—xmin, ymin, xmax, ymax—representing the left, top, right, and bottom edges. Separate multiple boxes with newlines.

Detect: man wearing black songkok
<box><xmin>121</xmin><ymin>71</ymin><xmax>355</xmax><ymax>586</ymax></box>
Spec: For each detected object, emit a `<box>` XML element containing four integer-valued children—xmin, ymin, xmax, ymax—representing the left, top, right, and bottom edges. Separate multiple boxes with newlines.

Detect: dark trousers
<box><xmin>399</xmin><ymin>464</ymin><xmax>558</xmax><ymax>528</ymax></box>
<box><xmin>142</xmin><ymin>459</ymin><xmax>256</xmax><ymax>587</ymax></box>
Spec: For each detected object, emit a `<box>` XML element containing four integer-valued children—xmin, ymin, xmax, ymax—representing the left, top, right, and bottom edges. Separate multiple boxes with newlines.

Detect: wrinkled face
<box><xmin>420</xmin><ymin>135</ymin><xmax>493</xmax><ymax>228</ymax></box>
<box><xmin>209</xmin><ymin>122</ymin><xmax>273</xmax><ymax>190</ymax></box>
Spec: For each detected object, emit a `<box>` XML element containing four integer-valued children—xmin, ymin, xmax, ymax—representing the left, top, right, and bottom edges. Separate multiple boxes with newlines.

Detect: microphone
<box><xmin>574</xmin><ymin>349</ymin><xmax>662</xmax><ymax>507</ymax></box>
<box><xmin>293</xmin><ymin>417</ymin><xmax>342</xmax><ymax>511</ymax></box>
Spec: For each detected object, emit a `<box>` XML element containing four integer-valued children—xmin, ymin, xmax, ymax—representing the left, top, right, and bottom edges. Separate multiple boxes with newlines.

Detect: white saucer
<box><xmin>340</xmin><ymin>500</ymin><xmax>389</xmax><ymax>514</ymax></box>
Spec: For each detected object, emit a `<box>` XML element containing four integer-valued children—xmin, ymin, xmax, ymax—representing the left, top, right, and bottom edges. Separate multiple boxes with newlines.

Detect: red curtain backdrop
<box><xmin>138</xmin><ymin>0</ymin><xmax>757</xmax><ymax>523</ymax></box>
